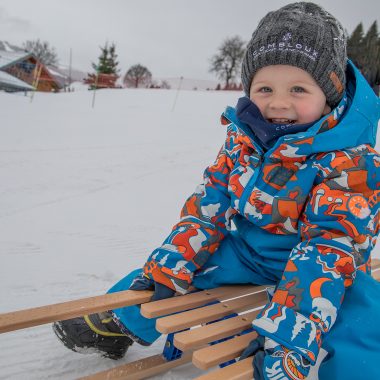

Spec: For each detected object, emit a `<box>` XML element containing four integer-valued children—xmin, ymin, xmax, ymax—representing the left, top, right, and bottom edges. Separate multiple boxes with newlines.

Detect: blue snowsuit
<box><xmin>109</xmin><ymin>61</ymin><xmax>380</xmax><ymax>378</ymax></box>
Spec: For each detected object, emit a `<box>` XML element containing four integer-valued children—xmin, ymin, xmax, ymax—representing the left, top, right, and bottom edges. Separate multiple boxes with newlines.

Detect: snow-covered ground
<box><xmin>0</xmin><ymin>87</ymin><xmax>379</xmax><ymax>380</ymax></box>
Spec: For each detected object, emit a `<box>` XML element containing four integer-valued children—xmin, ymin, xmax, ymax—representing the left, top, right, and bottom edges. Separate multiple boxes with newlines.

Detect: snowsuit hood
<box><xmin>224</xmin><ymin>60</ymin><xmax>379</xmax><ymax>155</ymax></box>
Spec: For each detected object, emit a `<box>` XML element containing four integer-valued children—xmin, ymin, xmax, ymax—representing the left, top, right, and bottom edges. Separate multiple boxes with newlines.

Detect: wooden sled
<box><xmin>1</xmin><ymin>259</ymin><xmax>380</xmax><ymax>380</ymax></box>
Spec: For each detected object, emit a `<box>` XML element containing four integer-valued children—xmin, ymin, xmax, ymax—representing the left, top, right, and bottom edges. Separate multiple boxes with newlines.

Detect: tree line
<box><xmin>85</xmin><ymin>42</ymin><xmax>156</xmax><ymax>89</ymax></box>
<box><xmin>21</xmin><ymin>21</ymin><xmax>380</xmax><ymax>92</ymax></box>
<box><xmin>347</xmin><ymin>21</ymin><xmax>380</xmax><ymax>91</ymax></box>
<box><xmin>210</xmin><ymin>21</ymin><xmax>380</xmax><ymax>93</ymax></box>
<box><xmin>20</xmin><ymin>40</ymin><xmax>161</xmax><ymax>89</ymax></box>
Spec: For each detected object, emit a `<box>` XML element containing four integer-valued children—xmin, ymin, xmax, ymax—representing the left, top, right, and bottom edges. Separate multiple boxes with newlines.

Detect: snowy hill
<box><xmin>54</xmin><ymin>64</ymin><xmax>88</xmax><ymax>83</ymax></box>
<box><xmin>0</xmin><ymin>88</ymin><xmax>239</xmax><ymax>379</ymax></box>
<box><xmin>0</xmin><ymin>40</ymin><xmax>25</xmax><ymax>52</ymax></box>
<box><xmin>0</xmin><ymin>88</ymin><xmax>378</xmax><ymax>379</ymax></box>
<box><xmin>154</xmin><ymin>77</ymin><xmax>218</xmax><ymax>91</ymax></box>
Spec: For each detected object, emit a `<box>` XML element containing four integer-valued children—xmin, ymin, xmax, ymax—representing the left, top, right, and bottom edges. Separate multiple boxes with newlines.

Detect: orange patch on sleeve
<box><xmin>285</xmin><ymin>260</ymin><xmax>298</xmax><ymax>272</ymax></box>
<box><xmin>272</xmin><ymin>289</ymin><xmax>288</xmax><ymax>304</ymax></box>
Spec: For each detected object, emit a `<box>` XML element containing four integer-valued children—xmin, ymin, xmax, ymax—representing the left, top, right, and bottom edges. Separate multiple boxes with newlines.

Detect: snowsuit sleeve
<box><xmin>143</xmin><ymin>123</ymin><xmax>240</xmax><ymax>293</ymax></box>
<box><xmin>252</xmin><ymin>149</ymin><xmax>380</xmax><ymax>364</ymax></box>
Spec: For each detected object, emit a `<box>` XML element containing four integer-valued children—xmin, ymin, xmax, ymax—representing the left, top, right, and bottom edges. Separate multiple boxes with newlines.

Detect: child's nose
<box><xmin>269</xmin><ymin>94</ymin><xmax>290</xmax><ymax>109</ymax></box>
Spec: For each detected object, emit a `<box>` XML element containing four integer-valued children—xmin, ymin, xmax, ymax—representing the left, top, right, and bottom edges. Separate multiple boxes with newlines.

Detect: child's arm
<box><xmin>252</xmin><ymin>148</ymin><xmax>380</xmax><ymax>365</ymax></box>
<box><xmin>141</xmin><ymin>123</ymin><xmax>241</xmax><ymax>294</ymax></box>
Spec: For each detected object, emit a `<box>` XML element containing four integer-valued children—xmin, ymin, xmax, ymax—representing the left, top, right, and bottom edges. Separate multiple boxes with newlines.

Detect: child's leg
<box><xmin>53</xmin><ymin>268</ymin><xmax>158</xmax><ymax>358</ymax></box>
<box><xmin>318</xmin><ymin>270</ymin><xmax>380</xmax><ymax>379</ymax></box>
<box><xmin>108</xmin><ymin>269</ymin><xmax>161</xmax><ymax>345</ymax></box>
<box><xmin>193</xmin><ymin>233</ymin><xmax>280</xmax><ymax>289</ymax></box>
<box><xmin>109</xmin><ymin>233</ymin><xmax>276</xmax><ymax>345</ymax></box>
<box><xmin>53</xmin><ymin>233</ymin><xmax>274</xmax><ymax>357</ymax></box>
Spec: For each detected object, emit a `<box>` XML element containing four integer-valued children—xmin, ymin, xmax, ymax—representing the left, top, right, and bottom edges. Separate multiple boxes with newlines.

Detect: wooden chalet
<box><xmin>0</xmin><ymin>51</ymin><xmax>62</xmax><ymax>92</ymax></box>
<box><xmin>84</xmin><ymin>72</ymin><xmax>119</xmax><ymax>89</ymax></box>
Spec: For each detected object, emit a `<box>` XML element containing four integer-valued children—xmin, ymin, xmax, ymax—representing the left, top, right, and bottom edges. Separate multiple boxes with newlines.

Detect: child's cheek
<box><xmin>297</xmin><ymin>103</ymin><xmax>324</xmax><ymax>123</ymax></box>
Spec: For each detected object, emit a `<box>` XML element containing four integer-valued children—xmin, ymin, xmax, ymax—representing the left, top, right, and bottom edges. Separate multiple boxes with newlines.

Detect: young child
<box><xmin>53</xmin><ymin>2</ymin><xmax>380</xmax><ymax>378</ymax></box>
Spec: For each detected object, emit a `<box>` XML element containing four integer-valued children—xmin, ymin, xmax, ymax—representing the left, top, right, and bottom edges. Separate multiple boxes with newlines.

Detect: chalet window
<box><xmin>16</xmin><ymin>61</ymin><xmax>34</xmax><ymax>74</ymax></box>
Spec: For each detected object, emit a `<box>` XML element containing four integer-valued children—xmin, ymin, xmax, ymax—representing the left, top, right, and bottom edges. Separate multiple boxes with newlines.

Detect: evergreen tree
<box><xmin>107</xmin><ymin>43</ymin><xmax>120</xmax><ymax>75</ymax></box>
<box><xmin>92</xmin><ymin>42</ymin><xmax>119</xmax><ymax>75</ymax></box>
<box><xmin>86</xmin><ymin>42</ymin><xmax>119</xmax><ymax>89</ymax></box>
<box><xmin>362</xmin><ymin>21</ymin><xmax>380</xmax><ymax>88</ymax></box>
<box><xmin>348</xmin><ymin>21</ymin><xmax>380</xmax><ymax>91</ymax></box>
<box><xmin>347</xmin><ymin>23</ymin><xmax>364</xmax><ymax>69</ymax></box>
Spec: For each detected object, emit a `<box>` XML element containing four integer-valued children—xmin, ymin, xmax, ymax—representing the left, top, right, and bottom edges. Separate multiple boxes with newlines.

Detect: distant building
<box><xmin>84</xmin><ymin>73</ymin><xmax>119</xmax><ymax>89</ymax></box>
<box><xmin>0</xmin><ymin>50</ymin><xmax>63</xmax><ymax>92</ymax></box>
<box><xmin>0</xmin><ymin>67</ymin><xmax>34</xmax><ymax>92</ymax></box>
<box><xmin>0</xmin><ymin>41</ymin><xmax>65</xmax><ymax>92</ymax></box>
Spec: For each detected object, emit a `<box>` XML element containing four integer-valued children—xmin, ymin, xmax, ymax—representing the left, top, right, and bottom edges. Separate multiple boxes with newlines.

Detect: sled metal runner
<box><xmin>1</xmin><ymin>259</ymin><xmax>380</xmax><ymax>380</ymax></box>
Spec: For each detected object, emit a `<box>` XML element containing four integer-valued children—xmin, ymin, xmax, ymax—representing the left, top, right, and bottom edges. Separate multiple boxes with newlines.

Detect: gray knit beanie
<box><xmin>241</xmin><ymin>2</ymin><xmax>347</xmax><ymax>107</ymax></box>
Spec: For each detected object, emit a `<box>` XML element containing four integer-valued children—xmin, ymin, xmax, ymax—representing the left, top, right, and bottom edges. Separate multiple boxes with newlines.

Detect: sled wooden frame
<box><xmin>1</xmin><ymin>259</ymin><xmax>380</xmax><ymax>380</ymax></box>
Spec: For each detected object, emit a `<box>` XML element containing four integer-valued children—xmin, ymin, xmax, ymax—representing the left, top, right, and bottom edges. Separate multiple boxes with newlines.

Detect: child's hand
<box><xmin>129</xmin><ymin>272</ymin><xmax>175</xmax><ymax>301</ymax></box>
<box><xmin>240</xmin><ymin>336</ymin><xmax>311</xmax><ymax>380</ymax></box>
<box><xmin>239</xmin><ymin>335</ymin><xmax>266</xmax><ymax>380</ymax></box>
<box><xmin>240</xmin><ymin>334</ymin><xmax>265</xmax><ymax>360</ymax></box>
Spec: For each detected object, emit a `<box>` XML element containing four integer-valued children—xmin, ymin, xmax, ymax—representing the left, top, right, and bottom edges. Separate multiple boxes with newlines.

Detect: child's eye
<box><xmin>291</xmin><ymin>86</ymin><xmax>305</xmax><ymax>93</ymax></box>
<box><xmin>258</xmin><ymin>87</ymin><xmax>272</xmax><ymax>93</ymax></box>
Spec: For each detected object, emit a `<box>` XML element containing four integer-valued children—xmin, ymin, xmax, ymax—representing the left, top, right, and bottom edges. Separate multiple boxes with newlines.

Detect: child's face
<box><xmin>249</xmin><ymin>65</ymin><xmax>331</xmax><ymax>125</ymax></box>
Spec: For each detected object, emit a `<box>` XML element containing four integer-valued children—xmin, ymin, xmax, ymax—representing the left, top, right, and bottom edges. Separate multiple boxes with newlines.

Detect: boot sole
<box><xmin>52</xmin><ymin>321</ymin><xmax>132</xmax><ymax>360</ymax></box>
<box><xmin>52</xmin><ymin>321</ymin><xmax>84</xmax><ymax>353</ymax></box>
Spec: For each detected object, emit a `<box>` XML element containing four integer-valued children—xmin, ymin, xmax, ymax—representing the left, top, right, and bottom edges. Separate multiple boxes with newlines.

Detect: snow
<box><xmin>0</xmin><ymin>41</ymin><xmax>24</xmax><ymax>53</ymax></box>
<box><xmin>46</xmin><ymin>66</ymin><xmax>67</xmax><ymax>79</ymax></box>
<box><xmin>0</xmin><ymin>88</ymin><xmax>379</xmax><ymax>379</ymax></box>
<box><xmin>0</xmin><ymin>51</ymin><xmax>30</xmax><ymax>69</ymax></box>
<box><xmin>3</xmin><ymin>42</ymin><xmax>15</xmax><ymax>52</ymax></box>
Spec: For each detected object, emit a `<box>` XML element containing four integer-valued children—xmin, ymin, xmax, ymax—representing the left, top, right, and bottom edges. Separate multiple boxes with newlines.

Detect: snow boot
<box><xmin>52</xmin><ymin>311</ymin><xmax>133</xmax><ymax>360</ymax></box>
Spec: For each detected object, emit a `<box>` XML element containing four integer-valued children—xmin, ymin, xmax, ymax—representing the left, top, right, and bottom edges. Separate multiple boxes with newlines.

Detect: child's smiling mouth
<box><xmin>267</xmin><ymin>118</ymin><xmax>296</xmax><ymax>124</ymax></box>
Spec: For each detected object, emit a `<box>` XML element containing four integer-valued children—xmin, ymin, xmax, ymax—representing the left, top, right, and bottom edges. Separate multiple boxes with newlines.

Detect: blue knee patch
<box><xmin>319</xmin><ymin>271</ymin><xmax>380</xmax><ymax>379</ymax></box>
<box><xmin>193</xmin><ymin>234</ymin><xmax>277</xmax><ymax>289</ymax></box>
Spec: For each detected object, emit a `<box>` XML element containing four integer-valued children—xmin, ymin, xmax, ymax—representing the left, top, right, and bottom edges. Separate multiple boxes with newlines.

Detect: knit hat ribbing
<box><xmin>241</xmin><ymin>2</ymin><xmax>347</xmax><ymax>107</ymax></box>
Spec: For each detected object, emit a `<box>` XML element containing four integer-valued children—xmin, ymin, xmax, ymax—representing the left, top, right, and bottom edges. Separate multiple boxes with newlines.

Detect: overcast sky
<box><xmin>1</xmin><ymin>0</ymin><xmax>379</xmax><ymax>80</ymax></box>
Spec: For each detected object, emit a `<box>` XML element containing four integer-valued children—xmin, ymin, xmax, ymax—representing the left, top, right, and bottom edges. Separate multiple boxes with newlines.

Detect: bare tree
<box><xmin>23</xmin><ymin>39</ymin><xmax>58</xmax><ymax>66</ymax></box>
<box><xmin>209</xmin><ymin>36</ymin><xmax>245</xmax><ymax>89</ymax></box>
<box><xmin>124</xmin><ymin>64</ymin><xmax>152</xmax><ymax>88</ymax></box>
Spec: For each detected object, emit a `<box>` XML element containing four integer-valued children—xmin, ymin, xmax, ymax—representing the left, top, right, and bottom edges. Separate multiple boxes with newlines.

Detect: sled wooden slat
<box><xmin>194</xmin><ymin>357</ymin><xmax>253</xmax><ymax>380</ymax></box>
<box><xmin>79</xmin><ymin>352</ymin><xmax>193</xmax><ymax>380</ymax></box>
<box><xmin>2</xmin><ymin>259</ymin><xmax>378</xmax><ymax>336</ymax></box>
<box><xmin>0</xmin><ymin>290</ymin><xmax>153</xmax><ymax>334</ymax></box>
<box><xmin>156</xmin><ymin>291</ymin><xmax>268</xmax><ymax>334</ymax></box>
<box><xmin>372</xmin><ymin>258</ymin><xmax>380</xmax><ymax>281</ymax></box>
<box><xmin>141</xmin><ymin>285</ymin><xmax>266</xmax><ymax>318</ymax></box>
<box><xmin>192</xmin><ymin>331</ymin><xmax>258</xmax><ymax>370</ymax></box>
<box><xmin>174</xmin><ymin>309</ymin><xmax>262</xmax><ymax>351</ymax></box>
<box><xmin>189</xmin><ymin>261</ymin><xmax>380</xmax><ymax>378</ymax></box>
<box><xmin>76</xmin><ymin>259</ymin><xmax>380</xmax><ymax>379</ymax></box>
<box><xmin>372</xmin><ymin>259</ymin><xmax>380</xmax><ymax>273</ymax></box>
